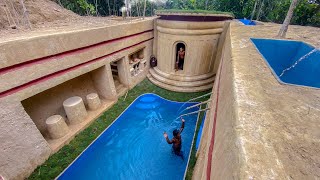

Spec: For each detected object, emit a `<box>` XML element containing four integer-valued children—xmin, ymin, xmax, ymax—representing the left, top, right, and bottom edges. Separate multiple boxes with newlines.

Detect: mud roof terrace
<box><xmin>155</xmin><ymin>9</ymin><xmax>234</xmax><ymax>21</ymax></box>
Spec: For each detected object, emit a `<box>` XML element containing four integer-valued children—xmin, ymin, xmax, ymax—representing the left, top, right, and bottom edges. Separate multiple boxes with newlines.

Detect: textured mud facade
<box><xmin>0</xmin><ymin>102</ymin><xmax>51</xmax><ymax>180</ymax></box>
<box><xmin>1</xmin><ymin>15</ymin><xmax>319</xmax><ymax>180</ymax></box>
<box><xmin>0</xmin><ymin>18</ymin><xmax>154</xmax><ymax>179</ymax></box>
<box><xmin>193</xmin><ymin>21</ymin><xmax>320</xmax><ymax>179</ymax></box>
<box><xmin>156</xmin><ymin>20</ymin><xmax>222</xmax><ymax>75</ymax></box>
<box><xmin>148</xmin><ymin>13</ymin><xmax>233</xmax><ymax>92</ymax></box>
<box><xmin>193</xmin><ymin>22</ymin><xmax>240</xmax><ymax>179</ymax></box>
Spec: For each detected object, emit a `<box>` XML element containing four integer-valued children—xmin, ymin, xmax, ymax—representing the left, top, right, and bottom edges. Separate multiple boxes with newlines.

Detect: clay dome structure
<box><xmin>148</xmin><ymin>10</ymin><xmax>233</xmax><ymax>92</ymax></box>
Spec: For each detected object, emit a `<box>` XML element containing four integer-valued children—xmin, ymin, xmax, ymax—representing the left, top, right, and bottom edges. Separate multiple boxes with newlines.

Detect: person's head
<box><xmin>179</xmin><ymin>47</ymin><xmax>184</xmax><ymax>51</ymax></box>
<box><xmin>173</xmin><ymin>129</ymin><xmax>179</xmax><ymax>137</ymax></box>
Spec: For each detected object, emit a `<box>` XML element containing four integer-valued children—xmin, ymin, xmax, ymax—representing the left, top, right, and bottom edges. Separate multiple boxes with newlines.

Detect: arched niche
<box><xmin>173</xmin><ymin>41</ymin><xmax>187</xmax><ymax>71</ymax></box>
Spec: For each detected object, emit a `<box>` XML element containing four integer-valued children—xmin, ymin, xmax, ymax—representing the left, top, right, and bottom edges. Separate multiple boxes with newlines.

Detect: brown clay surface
<box><xmin>0</xmin><ymin>2</ymin><xmax>153</xmax><ymax>177</ymax></box>
<box><xmin>0</xmin><ymin>0</ymin><xmax>143</xmax><ymax>43</ymax></box>
<box><xmin>1</xmin><ymin>0</ymin><xmax>76</xmax><ymax>32</ymax></box>
<box><xmin>21</xmin><ymin>71</ymin><xmax>99</xmax><ymax>138</ymax></box>
<box><xmin>231</xmin><ymin>20</ymin><xmax>320</xmax><ymax>179</ymax></box>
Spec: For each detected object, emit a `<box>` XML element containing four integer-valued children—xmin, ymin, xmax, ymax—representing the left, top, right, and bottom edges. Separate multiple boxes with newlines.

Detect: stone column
<box><xmin>63</xmin><ymin>96</ymin><xmax>87</xmax><ymax>125</ymax></box>
<box><xmin>86</xmin><ymin>93</ymin><xmax>101</xmax><ymax>110</ymax></box>
<box><xmin>46</xmin><ymin>115</ymin><xmax>69</xmax><ymax>139</ymax></box>
<box><xmin>91</xmin><ymin>65</ymin><xmax>117</xmax><ymax>100</ymax></box>
<box><xmin>117</xmin><ymin>57</ymin><xmax>130</xmax><ymax>87</ymax></box>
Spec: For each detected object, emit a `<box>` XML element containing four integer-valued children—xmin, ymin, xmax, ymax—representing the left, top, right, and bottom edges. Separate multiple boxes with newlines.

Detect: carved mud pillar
<box><xmin>46</xmin><ymin>115</ymin><xmax>69</xmax><ymax>139</ymax></box>
<box><xmin>63</xmin><ymin>96</ymin><xmax>87</xmax><ymax>125</ymax></box>
<box><xmin>86</xmin><ymin>93</ymin><xmax>101</xmax><ymax>110</ymax></box>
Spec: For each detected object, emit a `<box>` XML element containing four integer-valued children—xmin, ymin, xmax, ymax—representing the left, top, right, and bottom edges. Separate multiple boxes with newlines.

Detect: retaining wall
<box><xmin>0</xmin><ymin>19</ymin><xmax>154</xmax><ymax>179</ymax></box>
<box><xmin>192</xmin><ymin>22</ymin><xmax>241</xmax><ymax>179</ymax></box>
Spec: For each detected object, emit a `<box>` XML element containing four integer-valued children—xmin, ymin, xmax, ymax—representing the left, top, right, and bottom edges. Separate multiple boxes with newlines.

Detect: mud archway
<box><xmin>175</xmin><ymin>42</ymin><xmax>186</xmax><ymax>71</ymax></box>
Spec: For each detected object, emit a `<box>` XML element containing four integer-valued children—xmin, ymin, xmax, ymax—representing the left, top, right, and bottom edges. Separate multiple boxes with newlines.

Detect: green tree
<box><xmin>292</xmin><ymin>0</ymin><xmax>320</xmax><ymax>26</ymax></box>
<box><xmin>77</xmin><ymin>0</ymin><xmax>96</xmax><ymax>15</ymax></box>
<box><xmin>53</xmin><ymin>0</ymin><xmax>319</xmax><ymax>27</ymax></box>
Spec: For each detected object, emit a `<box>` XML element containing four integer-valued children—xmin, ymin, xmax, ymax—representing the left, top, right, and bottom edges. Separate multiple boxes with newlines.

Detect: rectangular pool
<box><xmin>251</xmin><ymin>38</ymin><xmax>320</xmax><ymax>88</ymax></box>
<box><xmin>57</xmin><ymin>93</ymin><xmax>199</xmax><ymax>180</ymax></box>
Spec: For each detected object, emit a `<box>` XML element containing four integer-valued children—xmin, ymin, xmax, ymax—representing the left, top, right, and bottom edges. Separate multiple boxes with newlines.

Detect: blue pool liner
<box><xmin>251</xmin><ymin>38</ymin><xmax>320</xmax><ymax>89</ymax></box>
<box><xmin>238</xmin><ymin>19</ymin><xmax>256</xmax><ymax>26</ymax></box>
<box><xmin>196</xmin><ymin>112</ymin><xmax>206</xmax><ymax>150</ymax></box>
<box><xmin>57</xmin><ymin>93</ymin><xmax>200</xmax><ymax>180</ymax></box>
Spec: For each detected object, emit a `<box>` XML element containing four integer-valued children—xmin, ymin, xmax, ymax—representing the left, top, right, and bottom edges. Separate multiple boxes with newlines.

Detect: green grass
<box><xmin>155</xmin><ymin>9</ymin><xmax>234</xmax><ymax>17</ymax></box>
<box><xmin>28</xmin><ymin>79</ymin><xmax>211</xmax><ymax>180</ymax></box>
<box><xmin>185</xmin><ymin>104</ymin><xmax>207</xmax><ymax>180</ymax></box>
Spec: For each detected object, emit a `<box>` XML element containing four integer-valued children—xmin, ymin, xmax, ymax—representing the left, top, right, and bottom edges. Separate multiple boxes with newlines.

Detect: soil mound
<box><xmin>0</xmin><ymin>0</ymin><xmax>78</xmax><ymax>30</ymax></box>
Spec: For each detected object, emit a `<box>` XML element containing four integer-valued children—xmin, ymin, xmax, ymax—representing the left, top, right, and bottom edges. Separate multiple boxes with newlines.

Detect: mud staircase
<box><xmin>147</xmin><ymin>67</ymin><xmax>215</xmax><ymax>92</ymax></box>
<box><xmin>111</xmin><ymin>62</ymin><xmax>127</xmax><ymax>97</ymax></box>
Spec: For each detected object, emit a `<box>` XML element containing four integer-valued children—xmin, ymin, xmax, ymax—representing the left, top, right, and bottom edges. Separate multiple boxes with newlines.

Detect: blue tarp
<box><xmin>251</xmin><ymin>38</ymin><xmax>320</xmax><ymax>88</ymax></box>
<box><xmin>238</xmin><ymin>19</ymin><xmax>256</xmax><ymax>26</ymax></box>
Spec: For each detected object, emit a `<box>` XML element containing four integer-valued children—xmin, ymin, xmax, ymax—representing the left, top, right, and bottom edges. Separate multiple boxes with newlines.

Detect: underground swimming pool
<box><xmin>251</xmin><ymin>38</ymin><xmax>320</xmax><ymax>88</ymax></box>
<box><xmin>57</xmin><ymin>93</ymin><xmax>199</xmax><ymax>180</ymax></box>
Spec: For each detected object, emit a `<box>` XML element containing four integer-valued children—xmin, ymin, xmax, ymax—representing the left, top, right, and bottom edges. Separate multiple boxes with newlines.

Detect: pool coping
<box><xmin>56</xmin><ymin>93</ymin><xmax>200</xmax><ymax>180</ymax></box>
<box><xmin>250</xmin><ymin>38</ymin><xmax>320</xmax><ymax>90</ymax></box>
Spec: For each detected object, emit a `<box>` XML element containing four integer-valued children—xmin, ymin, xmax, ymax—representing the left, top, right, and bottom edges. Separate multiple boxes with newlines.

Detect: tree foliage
<box><xmin>54</xmin><ymin>0</ymin><xmax>320</xmax><ymax>27</ymax></box>
<box><xmin>211</xmin><ymin>0</ymin><xmax>319</xmax><ymax>27</ymax></box>
<box><xmin>57</xmin><ymin>0</ymin><xmax>124</xmax><ymax>16</ymax></box>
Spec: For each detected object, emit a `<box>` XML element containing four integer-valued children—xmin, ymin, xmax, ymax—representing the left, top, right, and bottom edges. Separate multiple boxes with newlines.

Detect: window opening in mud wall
<box><xmin>175</xmin><ymin>43</ymin><xmax>186</xmax><ymax>71</ymax></box>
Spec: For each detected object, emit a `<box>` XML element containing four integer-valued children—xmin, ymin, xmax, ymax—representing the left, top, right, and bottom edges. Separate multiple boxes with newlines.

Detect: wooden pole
<box><xmin>135</xmin><ymin>0</ymin><xmax>139</xmax><ymax>17</ymax></box>
<box><xmin>250</xmin><ymin>0</ymin><xmax>259</xmax><ymax>21</ymax></box>
<box><xmin>255</xmin><ymin>0</ymin><xmax>265</xmax><ymax>20</ymax></box>
<box><xmin>143</xmin><ymin>0</ymin><xmax>146</xmax><ymax>19</ymax></box>
<box><xmin>105</xmin><ymin>0</ymin><xmax>111</xmax><ymax>15</ymax></box>
<box><xmin>95</xmin><ymin>0</ymin><xmax>98</xmax><ymax>16</ymax></box>
<box><xmin>205</xmin><ymin>0</ymin><xmax>209</xmax><ymax>10</ymax></box>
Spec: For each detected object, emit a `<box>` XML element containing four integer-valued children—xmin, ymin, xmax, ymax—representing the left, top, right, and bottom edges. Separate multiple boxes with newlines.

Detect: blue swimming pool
<box><xmin>251</xmin><ymin>38</ymin><xmax>320</xmax><ymax>88</ymax></box>
<box><xmin>239</xmin><ymin>19</ymin><xmax>256</xmax><ymax>26</ymax></box>
<box><xmin>196</xmin><ymin>112</ymin><xmax>205</xmax><ymax>151</ymax></box>
<box><xmin>58</xmin><ymin>94</ymin><xmax>199</xmax><ymax>180</ymax></box>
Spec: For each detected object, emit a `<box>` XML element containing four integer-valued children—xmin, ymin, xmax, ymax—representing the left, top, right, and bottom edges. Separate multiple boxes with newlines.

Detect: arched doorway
<box><xmin>175</xmin><ymin>43</ymin><xmax>186</xmax><ymax>71</ymax></box>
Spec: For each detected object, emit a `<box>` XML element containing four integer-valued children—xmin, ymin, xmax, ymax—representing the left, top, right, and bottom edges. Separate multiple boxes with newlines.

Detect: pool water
<box><xmin>251</xmin><ymin>38</ymin><xmax>320</xmax><ymax>88</ymax></box>
<box><xmin>196</xmin><ymin>112</ymin><xmax>206</xmax><ymax>151</ymax></box>
<box><xmin>58</xmin><ymin>94</ymin><xmax>199</xmax><ymax>180</ymax></box>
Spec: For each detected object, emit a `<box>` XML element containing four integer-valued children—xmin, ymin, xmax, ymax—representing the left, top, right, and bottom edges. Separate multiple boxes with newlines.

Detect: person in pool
<box><xmin>163</xmin><ymin>118</ymin><xmax>185</xmax><ymax>157</ymax></box>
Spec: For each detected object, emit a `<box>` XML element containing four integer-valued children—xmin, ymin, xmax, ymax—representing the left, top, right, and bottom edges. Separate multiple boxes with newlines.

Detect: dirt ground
<box><xmin>0</xmin><ymin>0</ymin><xmax>140</xmax><ymax>42</ymax></box>
<box><xmin>234</xmin><ymin>20</ymin><xmax>320</xmax><ymax>47</ymax></box>
<box><xmin>231</xmin><ymin>21</ymin><xmax>320</xmax><ymax>179</ymax></box>
<box><xmin>1</xmin><ymin>0</ymin><xmax>76</xmax><ymax>29</ymax></box>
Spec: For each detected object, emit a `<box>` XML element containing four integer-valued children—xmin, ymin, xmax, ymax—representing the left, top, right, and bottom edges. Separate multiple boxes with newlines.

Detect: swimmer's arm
<box><xmin>166</xmin><ymin>137</ymin><xmax>174</xmax><ymax>144</ymax></box>
<box><xmin>179</xmin><ymin>119</ymin><xmax>185</xmax><ymax>134</ymax></box>
<box><xmin>163</xmin><ymin>132</ymin><xmax>174</xmax><ymax>144</ymax></box>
